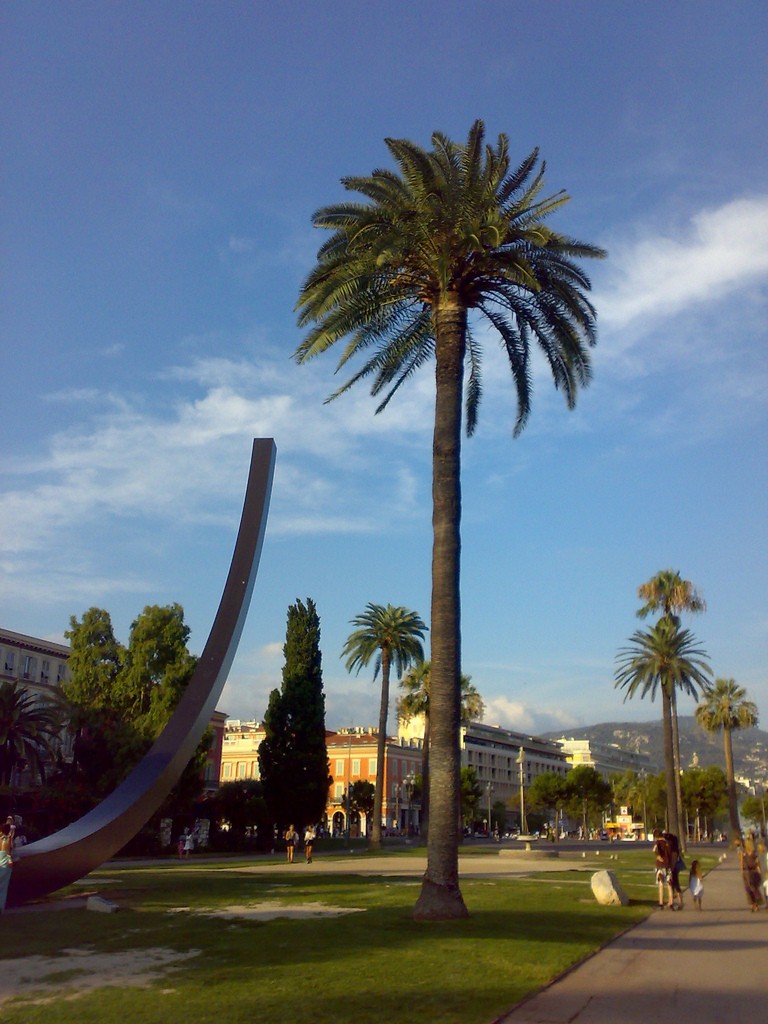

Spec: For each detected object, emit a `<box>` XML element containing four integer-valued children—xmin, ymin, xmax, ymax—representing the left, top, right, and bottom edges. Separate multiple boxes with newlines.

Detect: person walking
<box><xmin>688</xmin><ymin>860</ymin><xmax>704</xmax><ymax>910</ymax></box>
<box><xmin>0</xmin><ymin>822</ymin><xmax>14</xmax><ymax>913</ymax></box>
<box><xmin>653</xmin><ymin>834</ymin><xmax>674</xmax><ymax>909</ymax></box>
<box><xmin>284</xmin><ymin>824</ymin><xmax>297</xmax><ymax>863</ymax></box>
<box><xmin>303</xmin><ymin>824</ymin><xmax>316</xmax><ymax>864</ymax></box>
<box><xmin>738</xmin><ymin>835</ymin><xmax>764</xmax><ymax>911</ymax></box>
<box><xmin>661</xmin><ymin>831</ymin><xmax>684</xmax><ymax>910</ymax></box>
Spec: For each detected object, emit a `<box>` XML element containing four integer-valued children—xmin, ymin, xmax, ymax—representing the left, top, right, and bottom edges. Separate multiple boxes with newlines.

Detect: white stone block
<box><xmin>590</xmin><ymin>869</ymin><xmax>629</xmax><ymax>907</ymax></box>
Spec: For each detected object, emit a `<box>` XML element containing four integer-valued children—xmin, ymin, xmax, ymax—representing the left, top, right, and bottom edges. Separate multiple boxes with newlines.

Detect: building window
<box><xmin>369</xmin><ymin>758</ymin><xmax>377</xmax><ymax>775</ymax></box>
<box><xmin>335</xmin><ymin>783</ymin><xmax>343</xmax><ymax>799</ymax></box>
<box><xmin>352</xmin><ymin>759</ymin><xmax>360</xmax><ymax>776</ymax></box>
<box><xmin>41</xmin><ymin>660</ymin><xmax>50</xmax><ymax>682</ymax></box>
<box><xmin>336</xmin><ymin>759</ymin><xmax>345</xmax><ymax>776</ymax></box>
<box><xmin>3</xmin><ymin>651</ymin><xmax>12</xmax><ymax>673</ymax></box>
<box><xmin>237</xmin><ymin>763</ymin><xmax>245</xmax><ymax>778</ymax></box>
<box><xmin>57</xmin><ymin>662</ymin><xmax>66</xmax><ymax>681</ymax></box>
<box><xmin>22</xmin><ymin>655</ymin><xmax>36</xmax><ymax>679</ymax></box>
<box><xmin>223</xmin><ymin>764</ymin><xmax>231</xmax><ymax>778</ymax></box>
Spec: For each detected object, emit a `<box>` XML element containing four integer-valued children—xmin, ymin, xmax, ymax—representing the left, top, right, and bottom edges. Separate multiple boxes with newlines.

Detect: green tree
<box><xmin>491</xmin><ymin>799</ymin><xmax>508</xmax><ymax>833</ymax></box>
<box><xmin>615</xmin><ymin>620</ymin><xmax>711</xmax><ymax>839</ymax></box>
<box><xmin>681</xmin><ymin>764</ymin><xmax>727</xmax><ymax>841</ymax></box>
<box><xmin>695</xmin><ymin>677</ymin><xmax>759</xmax><ymax>840</ymax></box>
<box><xmin>564</xmin><ymin>765</ymin><xmax>611</xmax><ymax>838</ymax></box>
<box><xmin>643</xmin><ymin>772</ymin><xmax>668</xmax><ymax>835</ymax></box>
<box><xmin>0</xmin><ymin>681</ymin><xmax>62</xmax><ymax>786</ymax></box>
<box><xmin>213</xmin><ymin>779</ymin><xmax>271</xmax><ymax>847</ymax></box>
<box><xmin>62</xmin><ymin>603</ymin><xmax>206</xmax><ymax>810</ymax></box>
<box><xmin>63</xmin><ymin>607</ymin><xmax>124</xmax><ymax>710</ymax></box>
<box><xmin>342</xmin><ymin>603</ymin><xmax>426</xmax><ymax>850</ymax></box>
<box><xmin>460</xmin><ymin>765</ymin><xmax>482</xmax><ymax>826</ymax></box>
<box><xmin>348</xmin><ymin>779</ymin><xmax>376</xmax><ymax>835</ymax></box>
<box><xmin>397</xmin><ymin>660</ymin><xmax>484</xmax><ymax>839</ymax></box>
<box><xmin>295</xmin><ymin>121</ymin><xmax>603</xmax><ymax>918</ymax></box>
<box><xmin>120</xmin><ymin>603</ymin><xmax>198</xmax><ymax>732</ymax></box>
<box><xmin>637</xmin><ymin>570</ymin><xmax>706</xmax><ymax>847</ymax></box>
<box><xmin>527</xmin><ymin>771</ymin><xmax>570</xmax><ymax>842</ymax></box>
<box><xmin>259</xmin><ymin>599</ymin><xmax>330</xmax><ymax>831</ymax></box>
<box><xmin>741</xmin><ymin>793</ymin><xmax>768</xmax><ymax>836</ymax></box>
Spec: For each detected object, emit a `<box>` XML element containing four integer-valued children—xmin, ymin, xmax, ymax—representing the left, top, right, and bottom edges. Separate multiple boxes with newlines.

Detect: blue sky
<box><xmin>2</xmin><ymin>2</ymin><xmax>766</xmax><ymax>736</ymax></box>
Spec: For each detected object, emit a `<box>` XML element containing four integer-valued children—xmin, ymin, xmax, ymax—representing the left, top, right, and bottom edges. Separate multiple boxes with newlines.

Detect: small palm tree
<box><xmin>637</xmin><ymin>569</ymin><xmax>706</xmax><ymax>847</ymax></box>
<box><xmin>342</xmin><ymin>603</ymin><xmax>426</xmax><ymax>849</ymax></box>
<box><xmin>397</xmin><ymin>660</ymin><xmax>485</xmax><ymax>837</ymax></box>
<box><xmin>0</xmin><ymin>680</ymin><xmax>62</xmax><ymax>786</ymax></box>
<box><xmin>296</xmin><ymin>121</ymin><xmax>603</xmax><ymax>919</ymax></box>
<box><xmin>615</xmin><ymin>620</ymin><xmax>711</xmax><ymax>838</ymax></box>
<box><xmin>695</xmin><ymin>678</ymin><xmax>758</xmax><ymax>841</ymax></box>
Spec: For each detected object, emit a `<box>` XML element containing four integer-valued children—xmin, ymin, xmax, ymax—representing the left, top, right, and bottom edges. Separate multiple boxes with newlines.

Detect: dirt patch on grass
<box><xmin>189</xmin><ymin>901</ymin><xmax>365</xmax><ymax>921</ymax></box>
<box><xmin>0</xmin><ymin>946</ymin><xmax>201</xmax><ymax>1007</ymax></box>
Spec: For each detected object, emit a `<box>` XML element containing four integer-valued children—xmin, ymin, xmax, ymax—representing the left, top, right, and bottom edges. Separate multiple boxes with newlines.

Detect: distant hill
<box><xmin>542</xmin><ymin>717</ymin><xmax>768</xmax><ymax>781</ymax></box>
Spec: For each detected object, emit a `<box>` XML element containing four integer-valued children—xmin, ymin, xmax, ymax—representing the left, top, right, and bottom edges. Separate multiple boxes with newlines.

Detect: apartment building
<box><xmin>0</xmin><ymin>627</ymin><xmax>71</xmax><ymax>698</ymax></box>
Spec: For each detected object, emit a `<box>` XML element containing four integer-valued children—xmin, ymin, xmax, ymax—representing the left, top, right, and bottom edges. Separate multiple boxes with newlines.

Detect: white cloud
<box><xmin>596</xmin><ymin>195</ymin><xmax>768</xmax><ymax>332</ymax></box>
<box><xmin>482</xmin><ymin>695</ymin><xmax>581</xmax><ymax>737</ymax></box>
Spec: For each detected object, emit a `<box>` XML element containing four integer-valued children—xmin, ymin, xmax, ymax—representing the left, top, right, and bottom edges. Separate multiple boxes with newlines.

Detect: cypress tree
<box><xmin>259</xmin><ymin>598</ymin><xmax>330</xmax><ymax>830</ymax></box>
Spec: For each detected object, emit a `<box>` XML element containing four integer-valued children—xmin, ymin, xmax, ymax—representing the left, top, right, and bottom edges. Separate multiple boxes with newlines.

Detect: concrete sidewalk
<box><xmin>495</xmin><ymin>855</ymin><xmax>767</xmax><ymax>1024</ymax></box>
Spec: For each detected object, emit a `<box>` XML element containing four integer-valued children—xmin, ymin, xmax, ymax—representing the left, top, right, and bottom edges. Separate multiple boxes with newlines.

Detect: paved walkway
<box><xmin>495</xmin><ymin>854</ymin><xmax>767</xmax><ymax>1024</ymax></box>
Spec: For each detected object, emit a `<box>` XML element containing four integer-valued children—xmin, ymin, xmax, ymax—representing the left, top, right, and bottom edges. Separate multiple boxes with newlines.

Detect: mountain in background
<box><xmin>543</xmin><ymin>717</ymin><xmax>768</xmax><ymax>781</ymax></box>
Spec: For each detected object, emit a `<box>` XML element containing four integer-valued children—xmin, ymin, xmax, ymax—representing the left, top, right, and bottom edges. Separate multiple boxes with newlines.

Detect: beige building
<box><xmin>0</xmin><ymin>627</ymin><xmax>71</xmax><ymax>697</ymax></box>
<box><xmin>0</xmin><ymin>628</ymin><xmax>73</xmax><ymax>781</ymax></box>
<box><xmin>220</xmin><ymin>720</ymin><xmax>424</xmax><ymax>835</ymax></box>
<box><xmin>401</xmin><ymin>713</ymin><xmax>569</xmax><ymax>826</ymax></box>
<box><xmin>220</xmin><ymin>719</ymin><xmax>265</xmax><ymax>782</ymax></box>
<box><xmin>554</xmin><ymin>736</ymin><xmax>655</xmax><ymax>777</ymax></box>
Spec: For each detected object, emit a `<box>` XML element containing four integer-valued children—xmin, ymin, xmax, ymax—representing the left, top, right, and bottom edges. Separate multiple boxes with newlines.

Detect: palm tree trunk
<box><xmin>662</xmin><ymin>687</ymin><xmax>680</xmax><ymax>839</ymax></box>
<box><xmin>370</xmin><ymin>650</ymin><xmax>390</xmax><ymax>850</ymax></box>
<box><xmin>671</xmin><ymin>688</ymin><xmax>685</xmax><ymax>851</ymax></box>
<box><xmin>414</xmin><ymin>295</ymin><xmax>469</xmax><ymax>921</ymax></box>
<box><xmin>420</xmin><ymin>713</ymin><xmax>430</xmax><ymax>840</ymax></box>
<box><xmin>723</xmin><ymin>726</ymin><xmax>741</xmax><ymax>840</ymax></box>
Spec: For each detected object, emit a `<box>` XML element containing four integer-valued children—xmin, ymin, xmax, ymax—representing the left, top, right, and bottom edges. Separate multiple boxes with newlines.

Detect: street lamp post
<box><xmin>405</xmin><ymin>773</ymin><xmax>414</xmax><ymax>836</ymax></box>
<box><xmin>518</xmin><ymin>746</ymin><xmax>527</xmax><ymax>834</ymax></box>
<box><xmin>345</xmin><ymin>729</ymin><xmax>353</xmax><ymax>847</ymax></box>
<box><xmin>486</xmin><ymin>782</ymin><xmax>492</xmax><ymax>835</ymax></box>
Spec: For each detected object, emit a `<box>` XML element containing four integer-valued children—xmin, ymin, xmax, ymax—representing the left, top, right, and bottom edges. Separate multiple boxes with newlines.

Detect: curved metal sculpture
<box><xmin>8</xmin><ymin>438</ymin><xmax>276</xmax><ymax>906</ymax></box>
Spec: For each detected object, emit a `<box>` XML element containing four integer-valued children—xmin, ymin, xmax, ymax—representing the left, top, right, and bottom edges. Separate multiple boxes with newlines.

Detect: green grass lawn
<box><xmin>0</xmin><ymin>849</ymin><xmax>716</xmax><ymax>1024</ymax></box>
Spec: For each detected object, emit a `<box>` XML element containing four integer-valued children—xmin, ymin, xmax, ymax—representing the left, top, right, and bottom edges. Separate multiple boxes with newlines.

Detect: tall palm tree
<box><xmin>296</xmin><ymin>121</ymin><xmax>604</xmax><ymax>919</ymax></box>
<box><xmin>695</xmin><ymin>678</ymin><xmax>758</xmax><ymax>841</ymax></box>
<box><xmin>342</xmin><ymin>603</ymin><xmax>426</xmax><ymax>850</ymax></box>
<box><xmin>615</xmin><ymin>620</ymin><xmax>711</xmax><ymax>839</ymax></box>
<box><xmin>637</xmin><ymin>569</ymin><xmax>706</xmax><ymax>848</ymax></box>
<box><xmin>0</xmin><ymin>681</ymin><xmax>62</xmax><ymax>787</ymax></box>
<box><xmin>397</xmin><ymin>660</ymin><xmax>485</xmax><ymax>837</ymax></box>
<box><xmin>637</xmin><ymin>569</ymin><xmax>706</xmax><ymax>625</ymax></box>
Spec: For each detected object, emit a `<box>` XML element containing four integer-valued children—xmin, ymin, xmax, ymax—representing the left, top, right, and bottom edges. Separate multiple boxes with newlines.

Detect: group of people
<box><xmin>283</xmin><ymin>824</ymin><xmax>316</xmax><ymax>864</ymax></box>
<box><xmin>654</xmin><ymin>828</ymin><xmax>767</xmax><ymax>913</ymax></box>
<box><xmin>653</xmin><ymin>830</ymin><xmax>696</xmax><ymax>910</ymax></box>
